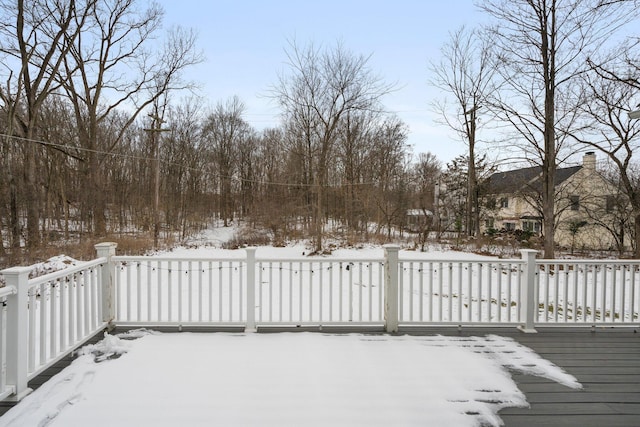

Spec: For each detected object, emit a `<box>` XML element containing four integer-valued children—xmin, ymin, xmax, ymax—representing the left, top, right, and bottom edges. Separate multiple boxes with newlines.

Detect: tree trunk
<box><xmin>634</xmin><ymin>213</ymin><xmax>640</xmax><ymax>259</ymax></box>
<box><xmin>24</xmin><ymin>141</ymin><xmax>40</xmax><ymax>248</ymax></box>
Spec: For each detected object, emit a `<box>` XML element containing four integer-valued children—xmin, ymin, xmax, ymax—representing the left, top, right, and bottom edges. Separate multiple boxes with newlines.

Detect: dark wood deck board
<box><xmin>1</xmin><ymin>326</ymin><xmax>639</xmax><ymax>426</ymax></box>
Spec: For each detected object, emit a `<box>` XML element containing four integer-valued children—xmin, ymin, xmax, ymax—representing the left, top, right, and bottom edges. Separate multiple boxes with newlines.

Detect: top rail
<box><xmin>27</xmin><ymin>257</ymin><xmax>107</xmax><ymax>288</ymax></box>
<box><xmin>0</xmin><ymin>285</ymin><xmax>17</xmax><ymax>298</ymax></box>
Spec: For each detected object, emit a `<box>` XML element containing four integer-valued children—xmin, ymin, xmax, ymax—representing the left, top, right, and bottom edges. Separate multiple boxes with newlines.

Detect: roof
<box><xmin>484</xmin><ymin>165</ymin><xmax>582</xmax><ymax>195</ymax></box>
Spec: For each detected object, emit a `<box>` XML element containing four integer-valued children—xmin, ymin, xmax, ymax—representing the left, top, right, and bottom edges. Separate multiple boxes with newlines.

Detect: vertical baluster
<box><xmin>89</xmin><ymin>269</ymin><xmax>96</xmax><ymax>330</ymax></box>
<box><xmin>239</xmin><ymin>261</ymin><xmax>244</xmax><ymax>322</ymax></box>
<box><xmin>581</xmin><ymin>264</ymin><xmax>589</xmax><ymax>323</ymax></box>
<box><xmin>457</xmin><ymin>263</ymin><xmax>463</xmax><ymax>323</ymax></box>
<box><xmin>218</xmin><ymin>262</ymin><xmax>223</xmax><ymax>322</ymax></box>
<box><xmin>357</xmin><ymin>262</ymin><xmax>362</xmax><ymax>322</ymax></box>
<box><xmin>398</xmin><ymin>261</ymin><xmax>404</xmax><ymax>322</ymax></box>
<box><xmin>572</xmin><ymin>264</ymin><xmax>579</xmax><ymax>323</ymax></box>
<box><xmin>167</xmin><ymin>260</ymin><xmax>174</xmax><ymax>321</ymax></box>
<box><xmin>467</xmin><ymin>263</ymin><xmax>473</xmax><ymax>322</ymax></box>
<box><xmin>437</xmin><ymin>262</ymin><xmax>443</xmax><ymax>322</ymax></box>
<box><xmin>157</xmin><ymin>261</ymin><xmax>163</xmax><ymax>322</ymax></box>
<box><xmin>228</xmin><ymin>261</ymin><xmax>234</xmax><ymax>321</ymax></box>
<box><xmin>620</xmin><ymin>264</ymin><xmax>626</xmax><ymax>322</ymax></box>
<box><xmin>497</xmin><ymin>263</ymin><xmax>503</xmax><ymax>323</ymax></box>
<box><xmin>258</xmin><ymin>263</ymin><xmax>263</xmax><ymax>322</ymax></box>
<box><xmin>329</xmin><ymin>262</ymin><xmax>334</xmax><ymax>322</ymax></box>
<box><xmin>269</xmin><ymin>262</ymin><xmax>274</xmax><ymax>323</ymax></box>
<box><xmin>134</xmin><ymin>263</ymin><xmax>140</xmax><ymax>322</ymax></box>
<box><xmin>77</xmin><ymin>272</ymin><xmax>84</xmax><ymax>339</ymax></box>
<box><xmin>348</xmin><ymin>262</ymin><xmax>353</xmax><ymax>322</ymax></box>
<box><xmin>562</xmin><ymin>264</ymin><xmax>569</xmax><ymax>323</ymax></box>
<box><xmin>448</xmin><ymin>262</ymin><xmax>454</xmax><ymax>322</ymax></box>
<box><xmin>146</xmin><ymin>263</ymin><xmax>152</xmax><ymax>322</ymax></box>
<box><xmin>630</xmin><ymin>265</ymin><xmax>637</xmax><ymax>323</ymax></box>
<box><xmin>485</xmin><ymin>263</ymin><xmax>491</xmax><ymax>322</ymax></box>
<box><xmin>552</xmin><ymin>263</ymin><xmax>559</xmax><ymax>322</ymax></box>
<box><xmin>319</xmin><ymin>263</ymin><xmax>324</xmax><ymax>323</ymax></box>
<box><xmin>125</xmin><ymin>263</ymin><xmax>131</xmax><ymax>321</ymax></box>
<box><xmin>60</xmin><ymin>277</ymin><xmax>68</xmax><ymax>351</ymax></box>
<box><xmin>418</xmin><ymin>262</ymin><xmax>424</xmax><ymax>322</ymax></box>
<box><xmin>408</xmin><ymin>262</ymin><xmax>414</xmax><ymax>322</ymax></box>
<box><xmin>309</xmin><ymin>262</ymin><xmax>314</xmax><ymax>322</ymax></box>
<box><xmin>28</xmin><ymin>286</ymin><xmax>36</xmax><ymax>372</ymax></box>
<box><xmin>188</xmin><ymin>261</ymin><xmax>193</xmax><ymax>322</ymax></box>
<box><xmin>289</xmin><ymin>262</ymin><xmax>293</xmax><ymax>322</ymax></box>
<box><xmin>208</xmin><ymin>261</ymin><xmax>214</xmax><ymax>322</ymax></box>
<box><xmin>339</xmin><ymin>262</ymin><xmax>344</xmax><ymax>322</ymax></box>
<box><xmin>40</xmin><ymin>282</ymin><xmax>48</xmax><ymax>363</ymax></box>
<box><xmin>69</xmin><ymin>275</ymin><xmax>76</xmax><ymax>344</ymax></box>
<box><xmin>198</xmin><ymin>261</ymin><xmax>203</xmax><ymax>322</ymax></box>
<box><xmin>50</xmin><ymin>281</ymin><xmax>58</xmax><ymax>357</ymax></box>
<box><xmin>611</xmin><ymin>265</ymin><xmax>617</xmax><ymax>322</ymax></box>
<box><xmin>368</xmin><ymin>262</ymin><xmax>373</xmax><ymax>322</ymax></box>
<box><xmin>177</xmin><ymin>261</ymin><xmax>183</xmax><ymax>323</ymax></box>
<box><xmin>278</xmin><ymin>262</ymin><xmax>283</xmax><ymax>322</ymax></box>
<box><xmin>505</xmin><ymin>263</ymin><xmax>512</xmax><ymax>322</ymax></box>
<box><xmin>428</xmin><ymin>262</ymin><xmax>434</xmax><ymax>322</ymax></box>
<box><xmin>477</xmin><ymin>264</ymin><xmax>482</xmax><ymax>322</ymax></box>
<box><xmin>542</xmin><ymin>264</ymin><xmax>549</xmax><ymax>322</ymax></box>
<box><xmin>598</xmin><ymin>264</ymin><xmax>607</xmax><ymax>322</ymax></box>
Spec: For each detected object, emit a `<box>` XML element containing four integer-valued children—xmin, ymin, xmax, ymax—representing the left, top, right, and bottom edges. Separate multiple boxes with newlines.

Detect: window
<box><xmin>504</xmin><ymin>222</ymin><xmax>515</xmax><ymax>231</ymax></box>
<box><xmin>523</xmin><ymin>220</ymin><xmax>541</xmax><ymax>233</ymax></box>
<box><xmin>485</xmin><ymin>218</ymin><xmax>495</xmax><ymax>229</ymax></box>
<box><xmin>570</xmin><ymin>195</ymin><xmax>580</xmax><ymax>211</ymax></box>
<box><xmin>606</xmin><ymin>195</ymin><xmax>615</xmax><ymax>213</ymax></box>
<box><xmin>500</xmin><ymin>197</ymin><xmax>509</xmax><ymax>208</ymax></box>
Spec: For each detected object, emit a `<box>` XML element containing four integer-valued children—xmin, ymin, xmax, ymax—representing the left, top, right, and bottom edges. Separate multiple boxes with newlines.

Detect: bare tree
<box><xmin>0</xmin><ymin>0</ymin><xmax>84</xmax><ymax>247</ymax></box>
<box><xmin>273</xmin><ymin>40</ymin><xmax>393</xmax><ymax>253</ymax></box>
<box><xmin>480</xmin><ymin>0</ymin><xmax>634</xmax><ymax>258</ymax></box>
<box><xmin>202</xmin><ymin>96</ymin><xmax>250</xmax><ymax>227</ymax></box>
<box><xmin>430</xmin><ymin>26</ymin><xmax>496</xmax><ymax>237</ymax></box>
<box><xmin>411</xmin><ymin>152</ymin><xmax>441</xmax><ymax>250</ymax></box>
<box><xmin>574</xmin><ymin>52</ymin><xmax>640</xmax><ymax>256</ymax></box>
<box><xmin>59</xmin><ymin>0</ymin><xmax>201</xmax><ymax>236</ymax></box>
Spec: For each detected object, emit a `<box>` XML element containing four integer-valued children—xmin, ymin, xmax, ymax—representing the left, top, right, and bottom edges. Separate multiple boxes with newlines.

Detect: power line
<box><xmin>1</xmin><ymin>132</ymin><xmax>421</xmax><ymax>188</ymax></box>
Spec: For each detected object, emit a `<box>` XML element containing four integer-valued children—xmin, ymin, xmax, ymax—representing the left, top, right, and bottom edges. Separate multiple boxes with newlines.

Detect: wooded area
<box><xmin>0</xmin><ymin>0</ymin><xmax>639</xmax><ymax>264</ymax></box>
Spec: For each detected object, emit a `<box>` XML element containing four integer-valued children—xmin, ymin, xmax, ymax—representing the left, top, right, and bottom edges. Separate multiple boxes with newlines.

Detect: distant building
<box><xmin>405</xmin><ymin>209</ymin><xmax>433</xmax><ymax>233</ymax></box>
<box><xmin>482</xmin><ymin>152</ymin><xmax>627</xmax><ymax>250</ymax></box>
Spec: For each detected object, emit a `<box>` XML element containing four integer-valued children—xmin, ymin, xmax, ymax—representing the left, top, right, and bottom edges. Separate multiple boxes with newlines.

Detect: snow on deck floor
<box><xmin>0</xmin><ymin>331</ymin><xmax>581</xmax><ymax>427</ymax></box>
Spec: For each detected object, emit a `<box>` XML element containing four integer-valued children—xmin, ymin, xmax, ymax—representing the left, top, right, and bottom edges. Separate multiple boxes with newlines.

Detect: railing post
<box><xmin>95</xmin><ymin>242</ymin><xmax>118</xmax><ymax>325</ymax></box>
<box><xmin>2</xmin><ymin>266</ymin><xmax>33</xmax><ymax>400</ymax></box>
<box><xmin>384</xmin><ymin>244</ymin><xmax>400</xmax><ymax>333</ymax></box>
<box><xmin>245</xmin><ymin>247</ymin><xmax>257</xmax><ymax>331</ymax></box>
<box><xmin>519</xmin><ymin>249</ymin><xmax>538</xmax><ymax>333</ymax></box>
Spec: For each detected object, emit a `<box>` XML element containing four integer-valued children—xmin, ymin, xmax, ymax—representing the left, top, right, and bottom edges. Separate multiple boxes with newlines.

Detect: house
<box><xmin>482</xmin><ymin>152</ymin><xmax>627</xmax><ymax>251</ymax></box>
<box><xmin>405</xmin><ymin>208</ymin><xmax>433</xmax><ymax>232</ymax></box>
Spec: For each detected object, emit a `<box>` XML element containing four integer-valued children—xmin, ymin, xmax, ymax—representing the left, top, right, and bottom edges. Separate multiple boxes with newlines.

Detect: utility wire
<box><xmin>1</xmin><ymin>132</ymin><xmax>425</xmax><ymax>188</ymax></box>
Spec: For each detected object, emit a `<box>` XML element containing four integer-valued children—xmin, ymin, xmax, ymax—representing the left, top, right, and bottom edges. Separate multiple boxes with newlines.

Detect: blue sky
<box><xmin>160</xmin><ymin>0</ymin><xmax>488</xmax><ymax>163</ymax></box>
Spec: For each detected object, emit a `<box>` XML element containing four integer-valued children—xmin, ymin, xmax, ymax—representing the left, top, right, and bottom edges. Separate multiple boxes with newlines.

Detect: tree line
<box><xmin>1</xmin><ymin>0</ymin><xmax>640</xmax><ymax>261</ymax></box>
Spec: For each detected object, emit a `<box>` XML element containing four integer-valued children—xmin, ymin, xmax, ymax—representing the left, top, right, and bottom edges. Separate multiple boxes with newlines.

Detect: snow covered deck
<box><xmin>0</xmin><ymin>326</ymin><xmax>637</xmax><ymax>426</ymax></box>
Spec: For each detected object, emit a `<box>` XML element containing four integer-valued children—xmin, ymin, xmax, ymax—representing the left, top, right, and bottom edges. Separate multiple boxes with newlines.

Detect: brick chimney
<box><xmin>583</xmin><ymin>152</ymin><xmax>596</xmax><ymax>170</ymax></box>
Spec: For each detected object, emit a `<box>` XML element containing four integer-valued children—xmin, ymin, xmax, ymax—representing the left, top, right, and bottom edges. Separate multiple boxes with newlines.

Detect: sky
<box><xmin>159</xmin><ymin>0</ymin><xmax>489</xmax><ymax>164</ymax></box>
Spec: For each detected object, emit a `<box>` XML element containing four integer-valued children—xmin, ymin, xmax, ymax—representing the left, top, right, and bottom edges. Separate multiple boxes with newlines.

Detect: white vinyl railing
<box><xmin>534</xmin><ymin>260</ymin><xmax>639</xmax><ymax>324</ymax></box>
<box><xmin>0</xmin><ymin>251</ymin><xmax>109</xmax><ymax>403</ymax></box>
<box><xmin>398</xmin><ymin>259</ymin><xmax>525</xmax><ymax>325</ymax></box>
<box><xmin>112</xmin><ymin>257</ymin><xmax>246</xmax><ymax>326</ymax></box>
<box><xmin>254</xmin><ymin>259</ymin><xmax>385</xmax><ymax>325</ymax></box>
<box><xmin>0</xmin><ymin>285</ymin><xmax>17</xmax><ymax>401</ymax></box>
<box><xmin>1</xmin><ymin>243</ymin><xmax>639</xmax><ymax>403</ymax></box>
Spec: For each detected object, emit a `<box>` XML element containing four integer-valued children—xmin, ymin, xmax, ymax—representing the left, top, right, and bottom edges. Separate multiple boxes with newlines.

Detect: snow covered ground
<box><xmin>0</xmin><ymin>330</ymin><xmax>580</xmax><ymax>427</ymax></box>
